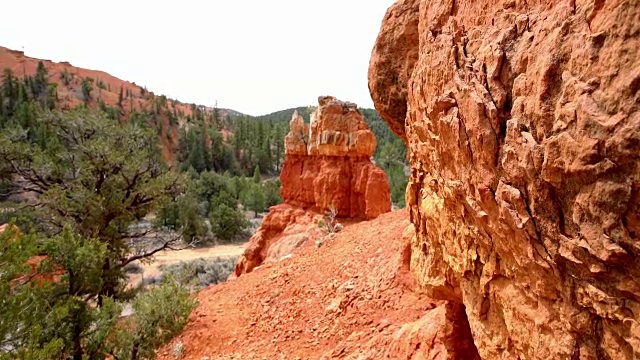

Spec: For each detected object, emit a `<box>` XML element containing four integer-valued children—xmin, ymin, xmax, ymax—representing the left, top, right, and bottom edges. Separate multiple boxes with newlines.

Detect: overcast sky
<box><xmin>1</xmin><ymin>0</ymin><xmax>395</xmax><ymax>116</ymax></box>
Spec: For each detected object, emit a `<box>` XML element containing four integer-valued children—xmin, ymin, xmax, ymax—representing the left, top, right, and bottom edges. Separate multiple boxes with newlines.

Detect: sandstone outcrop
<box><xmin>368</xmin><ymin>0</ymin><xmax>420</xmax><ymax>141</ymax></box>
<box><xmin>234</xmin><ymin>97</ymin><xmax>392</xmax><ymax>277</ymax></box>
<box><xmin>370</xmin><ymin>1</ymin><xmax>640</xmax><ymax>358</ymax></box>
<box><xmin>281</xmin><ymin>96</ymin><xmax>390</xmax><ymax>219</ymax></box>
<box><xmin>233</xmin><ymin>204</ymin><xmax>323</xmax><ymax>277</ymax></box>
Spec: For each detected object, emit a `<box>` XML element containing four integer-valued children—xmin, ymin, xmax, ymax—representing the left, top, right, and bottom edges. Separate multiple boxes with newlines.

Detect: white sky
<box><xmin>0</xmin><ymin>0</ymin><xmax>395</xmax><ymax>116</ymax></box>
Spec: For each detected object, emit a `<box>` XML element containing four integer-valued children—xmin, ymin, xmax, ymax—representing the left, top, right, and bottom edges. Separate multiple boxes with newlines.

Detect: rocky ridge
<box><xmin>0</xmin><ymin>46</ymin><xmax>238</xmax><ymax>164</ymax></box>
<box><xmin>159</xmin><ymin>210</ymin><xmax>479</xmax><ymax>360</ymax></box>
<box><xmin>370</xmin><ymin>0</ymin><xmax>640</xmax><ymax>358</ymax></box>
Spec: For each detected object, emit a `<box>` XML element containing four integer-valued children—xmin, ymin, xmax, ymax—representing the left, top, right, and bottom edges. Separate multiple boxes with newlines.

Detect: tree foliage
<box><xmin>0</xmin><ymin>225</ymin><xmax>196</xmax><ymax>360</ymax></box>
<box><xmin>0</xmin><ymin>110</ymin><xmax>194</xmax><ymax>359</ymax></box>
<box><xmin>210</xmin><ymin>204</ymin><xmax>249</xmax><ymax>241</ymax></box>
<box><xmin>106</xmin><ymin>278</ymin><xmax>196</xmax><ymax>360</ymax></box>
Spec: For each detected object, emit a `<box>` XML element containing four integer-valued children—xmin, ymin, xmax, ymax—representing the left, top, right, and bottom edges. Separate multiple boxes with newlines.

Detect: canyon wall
<box><xmin>234</xmin><ymin>96</ymin><xmax>391</xmax><ymax>277</ymax></box>
<box><xmin>370</xmin><ymin>0</ymin><xmax>640</xmax><ymax>358</ymax></box>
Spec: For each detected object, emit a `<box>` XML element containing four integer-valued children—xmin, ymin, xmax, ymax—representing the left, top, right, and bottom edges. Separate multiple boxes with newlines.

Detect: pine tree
<box><xmin>0</xmin><ymin>110</ymin><xmax>186</xmax><ymax>307</ymax></box>
<box><xmin>259</xmin><ymin>138</ymin><xmax>273</xmax><ymax>174</ymax></box>
<box><xmin>118</xmin><ymin>86</ymin><xmax>123</xmax><ymax>108</ymax></box>
<box><xmin>244</xmin><ymin>183</ymin><xmax>266</xmax><ymax>216</ymax></box>
<box><xmin>253</xmin><ymin>165</ymin><xmax>261</xmax><ymax>183</ymax></box>
<box><xmin>29</xmin><ymin>62</ymin><xmax>49</xmax><ymax>109</ymax></box>
<box><xmin>186</xmin><ymin>128</ymin><xmax>207</xmax><ymax>173</ymax></box>
<box><xmin>2</xmin><ymin>68</ymin><xmax>16</xmax><ymax>115</ymax></box>
<box><xmin>81</xmin><ymin>77</ymin><xmax>93</xmax><ymax>102</ymax></box>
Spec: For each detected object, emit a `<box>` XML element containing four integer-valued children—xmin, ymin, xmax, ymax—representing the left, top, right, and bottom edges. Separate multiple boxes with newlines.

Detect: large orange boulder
<box><xmin>368</xmin><ymin>0</ymin><xmax>420</xmax><ymax>142</ymax></box>
<box><xmin>383</xmin><ymin>302</ymin><xmax>480</xmax><ymax>360</ymax></box>
<box><xmin>370</xmin><ymin>0</ymin><xmax>640</xmax><ymax>358</ymax></box>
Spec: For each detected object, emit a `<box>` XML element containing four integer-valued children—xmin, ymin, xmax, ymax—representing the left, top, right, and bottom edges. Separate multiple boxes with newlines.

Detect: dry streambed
<box><xmin>127</xmin><ymin>244</ymin><xmax>245</xmax><ymax>287</ymax></box>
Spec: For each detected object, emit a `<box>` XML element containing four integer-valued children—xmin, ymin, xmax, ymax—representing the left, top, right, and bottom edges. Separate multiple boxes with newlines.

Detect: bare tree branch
<box><xmin>118</xmin><ymin>236</ymin><xmax>195</xmax><ymax>268</ymax></box>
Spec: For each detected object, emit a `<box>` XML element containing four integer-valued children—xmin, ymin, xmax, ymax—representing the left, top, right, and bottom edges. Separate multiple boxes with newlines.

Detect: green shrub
<box><xmin>124</xmin><ymin>262</ymin><xmax>144</xmax><ymax>274</ymax></box>
<box><xmin>106</xmin><ymin>278</ymin><xmax>197</xmax><ymax>360</ymax></box>
<box><xmin>210</xmin><ymin>204</ymin><xmax>248</xmax><ymax>241</ymax></box>
<box><xmin>160</xmin><ymin>257</ymin><xmax>237</xmax><ymax>288</ymax></box>
<box><xmin>264</xmin><ymin>179</ymin><xmax>282</xmax><ymax>207</ymax></box>
<box><xmin>243</xmin><ymin>183</ymin><xmax>266</xmax><ymax>215</ymax></box>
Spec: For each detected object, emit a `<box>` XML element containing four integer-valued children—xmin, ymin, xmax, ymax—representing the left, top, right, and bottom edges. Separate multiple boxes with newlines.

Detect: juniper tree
<box><xmin>0</xmin><ymin>109</ymin><xmax>187</xmax><ymax>305</ymax></box>
<box><xmin>0</xmin><ymin>225</ymin><xmax>195</xmax><ymax>360</ymax></box>
<box><xmin>0</xmin><ymin>110</ymin><xmax>196</xmax><ymax>359</ymax></box>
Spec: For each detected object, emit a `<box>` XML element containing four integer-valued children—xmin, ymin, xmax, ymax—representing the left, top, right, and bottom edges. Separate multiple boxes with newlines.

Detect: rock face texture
<box><xmin>233</xmin><ymin>204</ymin><xmax>323</xmax><ymax>277</ymax></box>
<box><xmin>281</xmin><ymin>96</ymin><xmax>391</xmax><ymax>219</ymax></box>
<box><xmin>234</xmin><ymin>97</ymin><xmax>392</xmax><ymax>277</ymax></box>
<box><xmin>370</xmin><ymin>1</ymin><xmax>640</xmax><ymax>359</ymax></box>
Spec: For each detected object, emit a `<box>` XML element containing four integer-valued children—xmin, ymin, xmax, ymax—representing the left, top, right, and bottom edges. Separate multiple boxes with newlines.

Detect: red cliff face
<box><xmin>234</xmin><ymin>96</ymin><xmax>392</xmax><ymax>277</ymax></box>
<box><xmin>370</xmin><ymin>1</ymin><xmax>640</xmax><ymax>359</ymax></box>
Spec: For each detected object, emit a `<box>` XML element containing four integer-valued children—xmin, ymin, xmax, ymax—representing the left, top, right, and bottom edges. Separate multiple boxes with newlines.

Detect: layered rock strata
<box><xmin>281</xmin><ymin>96</ymin><xmax>391</xmax><ymax>219</ymax></box>
<box><xmin>234</xmin><ymin>96</ymin><xmax>391</xmax><ymax>277</ymax></box>
<box><xmin>370</xmin><ymin>0</ymin><xmax>640</xmax><ymax>358</ymax></box>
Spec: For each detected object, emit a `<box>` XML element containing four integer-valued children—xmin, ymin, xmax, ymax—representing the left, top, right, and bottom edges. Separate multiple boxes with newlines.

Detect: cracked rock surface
<box><xmin>370</xmin><ymin>0</ymin><xmax>640</xmax><ymax>358</ymax></box>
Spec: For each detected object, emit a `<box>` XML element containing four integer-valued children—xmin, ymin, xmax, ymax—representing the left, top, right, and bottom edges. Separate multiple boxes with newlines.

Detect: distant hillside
<box><xmin>220</xmin><ymin>108</ymin><xmax>246</xmax><ymax>118</ymax></box>
<box><xmin>0</xmin><ymin>46</ymin><xmax>242</xmax><ymax>163</ymax></box>
<box><xmin>254</xmin><ymin>106</ymin><xmax>314</xmax><ymax>123</ymax></box>
<box><xmin>0</xmin><ymin>47</ymin><xmax>242</xmax><ymax>119</ymax></box>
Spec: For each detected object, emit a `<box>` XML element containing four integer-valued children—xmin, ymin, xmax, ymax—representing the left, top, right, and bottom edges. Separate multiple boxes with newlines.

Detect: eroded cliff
<box><xmin>370</xmin><ymin>0</ymin><xmax>639</xmax><ymax>358</ymax></box>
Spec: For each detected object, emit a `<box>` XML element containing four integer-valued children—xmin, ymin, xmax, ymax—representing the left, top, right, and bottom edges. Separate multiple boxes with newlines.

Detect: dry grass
<box><xmin>127</xmin><ymin>244</ymin><xmax>245</xmax><ymax>287</ymax></box>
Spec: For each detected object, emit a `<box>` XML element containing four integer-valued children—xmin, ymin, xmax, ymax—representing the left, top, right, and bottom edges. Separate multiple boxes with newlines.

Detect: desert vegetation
<box><xmin>0</xmin><ymin>108</ymin><xmax>197</xmax><ymax>359</ymax></box>
<box><xmin>0</xmin><ymin>58</ymin><xmax>403</xmax><ymax>359</ymax></box>
<box><xmin>146</xmin><ymin>257</ymin><xmax>238</xmax><ymax>288</ymax></box>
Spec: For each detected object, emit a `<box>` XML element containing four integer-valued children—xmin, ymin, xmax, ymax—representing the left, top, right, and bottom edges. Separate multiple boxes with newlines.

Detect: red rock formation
<box><xmin>233</xmin><ymin>204</ymin><xmax>323</xmax><ymax>277</ymax></box>
<box><xmin>368</xmin><ymin>0</ymin><xmax>420</xmax><ymax>141</ymax></box>
<box><xmin>370</xmin><ymin>1</ymin><xmax>640</xmax><ymax>359</ymax></box>
<box><xmin>281</xmin><ymin>96</ymin><xmax>391</xmax><ymax>219</ymax></box>
<box><xmin>234</xmin><ymin>96</ymin><xmax>392</xmax><ymax>277</ymax></box>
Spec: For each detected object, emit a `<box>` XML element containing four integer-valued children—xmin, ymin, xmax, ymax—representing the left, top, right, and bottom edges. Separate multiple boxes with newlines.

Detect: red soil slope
<box><xmin>0</xmin><ymin>46</ymin><xmax>221</xmax><ymax>116</ymax></box>
<box><xmin>157</xmin><ymin>210</ymin><xmax>479</xmax><ymax>359</ymax></box>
